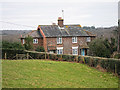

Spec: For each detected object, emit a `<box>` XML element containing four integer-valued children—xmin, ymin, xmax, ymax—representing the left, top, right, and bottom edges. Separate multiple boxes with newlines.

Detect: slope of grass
<box><xmin>2</xmin><ymin>60</ymin><xmax>119</xmax><ymax>88</ymax></box>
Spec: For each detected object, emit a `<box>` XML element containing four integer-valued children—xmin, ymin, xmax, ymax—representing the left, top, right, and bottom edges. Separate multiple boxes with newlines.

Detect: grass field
<box><xmin>2</xmin><ymin>60</ymin><xmax>119</xmax><ymax>88</ymax></box>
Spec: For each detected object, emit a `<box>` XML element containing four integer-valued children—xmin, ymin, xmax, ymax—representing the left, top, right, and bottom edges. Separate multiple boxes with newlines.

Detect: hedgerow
<box><xmin>2</xmin><ymin>49</ymin><xmax>120</xmax><ymax>75</ymax></box>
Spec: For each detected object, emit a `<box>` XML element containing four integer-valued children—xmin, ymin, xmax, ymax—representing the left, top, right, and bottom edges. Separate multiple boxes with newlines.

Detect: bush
<box><xmin>49</xmin><ymin>54</ymin><xmax>56</xmax><ymax>60</ymax></box>
<box><xmin>2</xmin><ymin>48</ymin><xmax>26</xmax><ymax>59</ymax></box>
<box><xmin>114</xmin><ymin>54</ymin><xmax>120</xmax><ymax>59</ymax></box>
<box><xmin>2</xmin><ymin>49</ymin><xmax>120</xmax><ymax>75</ymax></box>
<box><xmin>2</xmin><ymin>41</ymin><xmax>24</xmax><ymax>50</ymax></box>
<box><xmin>27</xmin><ymin>51</ymin><xmax>45</xmax><ymax>59</ymax></box>
<box><xmin>24</xmin><ymin>36</ymin><xmax>33</xmax><ymax>50</ymax></box>
<box><xmin>35</xmin><ymin>46</ymin><xmax>45</xmax><ymax>52</ymax></box>
<box><xmin>92</xmin><ymin>57</ymin><xmax>99</xmax><ymax>67</ymax></box>
<box><xmin>88</xmin><ymin>38</ymin><xmax>117</xmax><ymax>58</ymax></box>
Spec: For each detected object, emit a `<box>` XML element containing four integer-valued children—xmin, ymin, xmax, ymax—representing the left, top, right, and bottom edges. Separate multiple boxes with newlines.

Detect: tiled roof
<box><xmin>40</xmin><ymin>25</ymin><xmax>96</xmax><ymax>37</ymax></box>
<box><xmin>22</xmin><ymin>30</ymin><xmax>42</xmax><ymax>38</ymax></box>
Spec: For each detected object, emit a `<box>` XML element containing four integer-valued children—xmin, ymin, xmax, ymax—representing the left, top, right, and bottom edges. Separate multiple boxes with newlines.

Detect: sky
<box><xmin>0</xmin><ymin>0</ymin><xmax>119</xmax><ymax>30</ymax></box>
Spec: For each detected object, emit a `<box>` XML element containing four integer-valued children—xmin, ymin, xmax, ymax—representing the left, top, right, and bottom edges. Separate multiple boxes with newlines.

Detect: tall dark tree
<box><xmin>88</xmin><ymin>37</ymin><xmax>117</xmax><ymax>58</ymax></box>
<box><xmin>2</xmin><ymin>41</ymin><xmax>24</xmax><ymax>50</ymax></box>
<box><xmin>24</xmin><ymin>36</ymin><xmax>33</xmax><ymax>50</ymax></box>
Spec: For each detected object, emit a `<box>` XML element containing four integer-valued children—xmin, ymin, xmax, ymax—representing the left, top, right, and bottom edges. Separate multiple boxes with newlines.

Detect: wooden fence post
<box><xmin>16</xmin><ymin>54</ymin><xmax>18</xmax><ymax>60</ymax></box>
<box><xmin>27</xmin><ymin>53</ymin><xmax>29</xmax><ymax>59</ymax></box>
<box><xmin>5</xmin><ymin>53</ymin><xmax>6</xmax><ymax>59</ymax></box>
<box><xmin>76</xmin><ymin>56</ymin><xmax>78</xmax><ymax>62</ymax></box>
<box><xmin>82</xmin><ymin>56</ymin><xmax>85</xmax><ymax>64</ymax></box>
<box><xmin>61</xmin><ymin>54</ymin><xmax>62</xmax><ymax>61</ymax></box>
<box><xmin>115</xmin><ymin>64</ymin><xmax>117</xmax><ymax>74</ymax></box>
<box><xmin>48</xmin><ymin>53</ymin><xmax>49</xmax><ymax>59</ymax></box>
<box><xmin>45</xmin><ymin>52</ymin><xmax>46</xmax><ymax>60</ymax></box>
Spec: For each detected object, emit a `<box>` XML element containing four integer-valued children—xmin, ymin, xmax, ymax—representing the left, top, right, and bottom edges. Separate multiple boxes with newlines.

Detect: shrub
<box><xmin>114</xmin><ymin>53</ymin><xmax>120</xmax><ymax>59</ymax></box>
<box><xmin>35</xmin><ymin>46</ymin><xmax>45</xmax><ymax>52</ymax></box>
<box><xmin>88</xmin><ymin>38</ymin><xmax>117</xmax><ymax>58</ymax></box>
<box><xmin>2</xmin><ymin>49</ymin><xmax>120</xmax><ymax>75</ymax></box>
<box><xmin>49</xmin><ymin>54</ymin><xmax>56</xmax><ymax>60</ymax></box>
<box><xmin>84</xmin><ymin>56</ymin><xmax>90</xmax><ymax>65</ymax></box>
<box><xmin>92</xmin><ymin>57</ymin><xmax>99</xmax><ymax>67</ymax></box>
<box><xmin>28</xmin><ymin>51</ymin><xmax>45</xmax><ymax>59</ymax></box>
<box><xmin>24</xmin><ymin>36</ymin><xmax>33</xmax><ymax>50</ymax></box>
<box><xmin>2</xmin><ymin>41</ymin><xmax>24</xmax><ymax>50</ymax></box>
<box><xmin>2</xmin><ymin>48</ymin><xmax>26</xmax><ymax>59</ymax></box>
<box><xmin>62</xmin><ymin>55</ymin><xmax>76</xmax><ymax>62</ymax></box>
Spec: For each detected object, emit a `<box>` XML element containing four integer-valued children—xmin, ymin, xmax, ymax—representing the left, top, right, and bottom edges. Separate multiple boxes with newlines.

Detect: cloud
<box><xmin>0</xmin><ymin>0</ymin><xmax>119</xmax><ymax>3</ymax></box>
<box><xmin>0</xmin><ymin>1</ymin><xmax>118</xmax><ymax>30</ymax></box>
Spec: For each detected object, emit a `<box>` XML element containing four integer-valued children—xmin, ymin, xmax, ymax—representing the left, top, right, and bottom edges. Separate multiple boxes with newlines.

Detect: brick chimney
<box><xmin>58</xmin><ymin>17</ymin><xmax>64</xmax><ymax>27</ymax></box>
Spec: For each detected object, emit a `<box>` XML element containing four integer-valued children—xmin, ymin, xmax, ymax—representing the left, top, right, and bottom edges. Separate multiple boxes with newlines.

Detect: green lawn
<box><xmin>2</xmin><ymin>60</ymin><xmax>119</xmax><ymax>88</ymax></box>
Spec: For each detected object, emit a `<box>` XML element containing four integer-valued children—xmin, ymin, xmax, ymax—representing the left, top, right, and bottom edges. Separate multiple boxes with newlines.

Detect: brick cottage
<box><xmin>21</xmin><ymin>17</ymin><xmax>96</xmax><ymax>56</ymax></box>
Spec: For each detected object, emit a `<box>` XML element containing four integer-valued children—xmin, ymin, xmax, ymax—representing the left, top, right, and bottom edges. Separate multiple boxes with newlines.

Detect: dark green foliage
<box><xmin>24</xmin><ymin>36</ymin><xmax>33</xmax><ymax>50</ymax></box>
<box><xmin>2</xmin><ymin>49</ymin><xmax>120</xmax><ymax>75</ymax></box>
<box><xmin>114</xmin><ymin>53</ymin><xmax>120</xmax><ymax>59</ymax></box>
<box><xmin>83</xmin><ymin>26</ymin><xmax>95</xmax><ymax>30</ymax></box>
<box><xmin>62</xmin><ymin>55</ymin><xmax>74</xmax><ymax>62</ymax></box>
<box><xmin>49</xmin><ymin>54</ymin><xmax>57</xmax><ymax>60</ymax></box>
<box><xmin>84</xmin><ymin>57</ymin><xmax>90</xmax><ymax>65</ymax></box>
<box><xmin>2</xmin><ymin>41</ymin><xmax>24</xmax><ymax>50</ymax></box>
<box><xmin>2</xmin><ymin>48</ymin><xmax>26</xmax><ymax>59</ymax></box>
<box><xmin>28</xmin><ymin>52</ymin><xmax>45</xmax><ymax>59</ymax></box>
<box><xmin>88</xmin><ymin>38</ymin><xmax>117</xmax><ymax>58</ymax></box>
<box><xmin>92</xmin><ymin>58</ymin><xmax>99</xmax><ymax>67</ymax></box>
<box><xmin>35</xmin><ymin>46</ymin><xmax>45</xmax><ymax>52</ymax></box>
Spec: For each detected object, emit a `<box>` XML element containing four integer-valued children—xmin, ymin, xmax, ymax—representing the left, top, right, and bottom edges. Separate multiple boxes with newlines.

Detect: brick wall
<box><xmin>46</xmin><ymin>36</ymin><xmax>95</xmax><ymax>55</ymax></box>
<box><xmin>33</xmin><ymin>38</ymin><xmax>43</xmax><ymax>49</ymax></box>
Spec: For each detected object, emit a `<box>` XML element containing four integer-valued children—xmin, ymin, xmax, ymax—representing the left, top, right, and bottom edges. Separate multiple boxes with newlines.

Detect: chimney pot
<box><xmin>58</xmin><ymin>17</ymin><xmax>64</xmax><ymax>27</ymax></box>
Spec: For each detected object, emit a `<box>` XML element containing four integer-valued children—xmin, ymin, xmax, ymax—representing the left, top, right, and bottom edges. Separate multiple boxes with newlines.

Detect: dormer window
<box><xmin>72</xmin><ymin>37</ymin><xmax>77</xmax><ymax>43</ymax></box>
<box><xmin>86</xmin><ymin>37</ymin><xmax>91</xmax><ymax>42</ymax></box>
<box><xmin>33</xmin><ymin>39</ymin><xmax>38</xmax><ymax>44</ymax></box>
<box><xmin>57</xmin><ymin>37</ymin><xmax>62</xmax><ymax>44</ymax></box>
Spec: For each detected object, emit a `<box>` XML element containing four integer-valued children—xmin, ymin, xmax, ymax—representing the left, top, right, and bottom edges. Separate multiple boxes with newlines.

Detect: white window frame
<box><xmin>86</xmin><ymin>37</ymin><xmax>91</xmax><ymax>42</ymax></box>
<box><xmin>57</xmin><ymin>47</ymin><xmax>63</xmax><ymax>54</ymax></box>
<box><xmin>72</xmin><ymin>46</ymin><xmax>78</xmax><ymax>55</ymax></box>
<box><xmin>23</xmin><ymin>39</ymin><xmax>25</xmax><ymax>44</ymax></box>
<box><xmin>33</xmin><ymin>39</ymin><xmax>38</xmax><ymax>44</ymax></box>
<box><xmin>57</xmin><ymin>37</ymin><xmax>62</xmax><ymax>44</ymax></box>
<box><xmin>72</xmin><ymin>37</ymin><xmax>77</xmax><ymax>43</ymax></box>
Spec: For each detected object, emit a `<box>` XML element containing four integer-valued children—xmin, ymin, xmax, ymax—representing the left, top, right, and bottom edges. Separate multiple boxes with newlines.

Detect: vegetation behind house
<box><xmin>88</xmin><ymin>37</ymin><xmax>118</xmax><ymax>58</ymax></box>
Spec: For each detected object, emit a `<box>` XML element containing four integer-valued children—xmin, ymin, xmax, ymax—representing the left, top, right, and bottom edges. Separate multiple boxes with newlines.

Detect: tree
<box><xmin>91</xmin><ymin>26</ymin><xmax>95</xmax><ymax>29</ymax></box>
<box><xmin>24</xmin><ymin>36</ymin><xmax>33</xmax><ymax>50</ymax></box>
<box><xmin>2</xmin><ymin>41</ymin><xmax>24</xmax><ymax>50</ymax></box>
<box><xmin>88</xmin><ymin>38</ymin><xmax>111</xmax><ymax>58</ymax></box>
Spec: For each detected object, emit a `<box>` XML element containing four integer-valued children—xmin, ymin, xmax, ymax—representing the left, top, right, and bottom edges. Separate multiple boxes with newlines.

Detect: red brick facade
<box><xmin>45</xmin><ymin>36</ymin><xmax>95</xmax><ymax>55</ymax></box>
<box><xmin>21</xmin><ymin>35</ymin><xmax>95</xmax><ymax>55</ymax></box>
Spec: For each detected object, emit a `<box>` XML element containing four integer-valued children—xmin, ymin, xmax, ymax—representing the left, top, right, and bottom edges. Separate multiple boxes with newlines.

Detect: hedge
<box><xmin>1</xmin><ymin>49</ymin><xmax>120</xmax><ymax>75</ymax></box>
<box><xmin>2</xmin><ymin>48</ymin><xmax>26</xmax><ymax>59</ymax></box>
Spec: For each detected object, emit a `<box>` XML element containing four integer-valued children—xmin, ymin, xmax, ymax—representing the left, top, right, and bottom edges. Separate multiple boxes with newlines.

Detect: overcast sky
<box><xmin>0</xmin><ymin>0</ymin><xmax>119</xmax><ymax>30</ymax></box>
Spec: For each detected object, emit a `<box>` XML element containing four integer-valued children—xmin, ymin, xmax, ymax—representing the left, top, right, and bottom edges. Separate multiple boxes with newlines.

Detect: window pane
<box><xmin>60</xmin><ymin>49</ymin><xmax>63</xmax><ymax>54</ymax></box>
<box><xmin>60</xmin><ymin>38</ymin><xmax>61</xmax><ymax>43</ymax></box>
<box><xmin>72</xmin><ymin>48</ymin><xmax>77</xmax><ymax>55</ymax></box>
<box><xmin>72</xmin><ymin>37</ymin><xmax>77</xmax><ymax>43</ymax></box>
<box><xmin>57</xmin><ymin>37</ymin><xmax>62</xmax><ymax>44</ymax></box>
<box><xmin>57</xmin><ymin>50</ymin><xmax>59</xmax><ymax>54</ymax></box>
